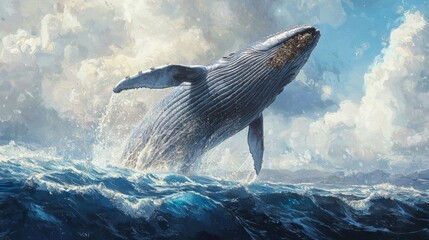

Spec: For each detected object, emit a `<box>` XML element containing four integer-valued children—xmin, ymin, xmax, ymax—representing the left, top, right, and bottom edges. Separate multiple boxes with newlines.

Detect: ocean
<box><xmin>1</xmin><ymin>143</ymin><xmax>428</xmax><ymax>240</ymax></box>
<box><xmin>1</xmin><ymin>1</ymin><xmax>429</xmax><ymax>239</ymax></box>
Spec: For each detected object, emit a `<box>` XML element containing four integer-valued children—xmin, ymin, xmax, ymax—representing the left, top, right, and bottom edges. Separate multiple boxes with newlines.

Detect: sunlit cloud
<box><xmin>0</xmin><ymin>1</ymin><xmax>427</xmax><ymax>174</ymax></box>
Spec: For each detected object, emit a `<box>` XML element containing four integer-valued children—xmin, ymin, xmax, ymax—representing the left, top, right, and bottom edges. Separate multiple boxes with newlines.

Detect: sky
<box><xmin>0</xmin><ymin>0</ymin><xmax>428</xmax><ymax>174</ymax></box>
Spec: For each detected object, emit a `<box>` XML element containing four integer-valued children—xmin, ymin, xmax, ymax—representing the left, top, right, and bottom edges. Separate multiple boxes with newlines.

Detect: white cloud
<box><xmin>9</xmin><ymin>1</ymin><xmax>427</xmax><ymax>175</ymax></box>
<box><xmin>0</xmin><ymin>1</ymin><xmax>348</xmax><ymax>135</ymax></box>
<box><xmin>256</xmin><ymin>11</ymin><xmax>429</xmax><ymax>173</ymax></box>
<box><xmin>197</xmin><ymin>11</ymin><xmax>429</xmax><ymax>176</ymax></box>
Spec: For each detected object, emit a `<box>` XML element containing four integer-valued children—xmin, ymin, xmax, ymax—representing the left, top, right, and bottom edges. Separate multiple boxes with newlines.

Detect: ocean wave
<box><xmin>1</xmin><ymin>143</ymin><xmax>429</xmax><ymax>239</ymax></box>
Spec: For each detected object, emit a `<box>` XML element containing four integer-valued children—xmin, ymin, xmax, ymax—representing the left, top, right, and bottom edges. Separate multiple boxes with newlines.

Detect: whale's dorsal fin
<box><xmin>113</xmin><ymin>64</ymin><xmax>207</xmax><ymax>93</ymax></box>
<box><xmin>248</xmin><ymin>114</ymin><xmax>264</xmax><ymax>175</ymax></box>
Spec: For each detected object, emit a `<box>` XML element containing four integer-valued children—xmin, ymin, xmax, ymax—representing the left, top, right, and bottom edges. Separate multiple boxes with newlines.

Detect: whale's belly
<box><xmin>122</xmin><ymin>75</ymin><xmax>268</xmax><ymax>172</ymax></box>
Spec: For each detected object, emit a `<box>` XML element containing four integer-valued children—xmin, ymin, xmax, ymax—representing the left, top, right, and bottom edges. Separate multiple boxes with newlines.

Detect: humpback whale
<box><xmin>113</xmin><ymin>25</ymin><xmax>320</xmax><ymax>174</ymax></box>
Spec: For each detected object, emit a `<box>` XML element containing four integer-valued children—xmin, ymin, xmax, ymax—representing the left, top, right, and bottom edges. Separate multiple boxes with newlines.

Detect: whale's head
<box><xmin>258</xmin><ymin>25</ymin><xmax>320</xmax><ymax>68</ymax></box>
<box><xmin>218</xmin><ymin>25</ymin><xmax>320</xmax><ymax>88</ymax></box>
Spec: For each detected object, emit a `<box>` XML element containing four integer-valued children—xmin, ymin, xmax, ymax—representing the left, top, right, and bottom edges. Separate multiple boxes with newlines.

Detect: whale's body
<box><xmin>114</xmin><ymin>25</ymin><xmax>320</xmax><ymax>174</ymax></box>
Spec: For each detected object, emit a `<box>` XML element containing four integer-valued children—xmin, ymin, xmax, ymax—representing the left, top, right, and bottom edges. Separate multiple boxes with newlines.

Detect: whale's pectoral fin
<box><xmin>248</xmin><ymin>114</ymin><xmax>264</xmax><ymax>175</ymax></box>
<box><xmin>113</xmin><ymin>64</ymin><xmax>207</xmax><ymax>93</ymax></box>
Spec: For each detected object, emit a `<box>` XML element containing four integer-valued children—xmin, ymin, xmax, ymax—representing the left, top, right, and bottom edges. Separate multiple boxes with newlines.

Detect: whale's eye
<box><xmin>267</xmin><ymin>32</ymin><xmax>313</xmax><ymax>68</ymax></box>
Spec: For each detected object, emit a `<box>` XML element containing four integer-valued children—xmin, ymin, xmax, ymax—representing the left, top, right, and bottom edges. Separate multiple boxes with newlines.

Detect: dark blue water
<box><xmin>1</xmin><ymin>143</ymin><xmax>429</xmax><ymax>240</ymax></box>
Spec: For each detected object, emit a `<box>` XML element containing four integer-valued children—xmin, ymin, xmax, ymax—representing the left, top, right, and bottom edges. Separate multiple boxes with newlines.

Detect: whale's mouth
<box><xmin>268</xmin><ymin>29</ymin><xmax>319</xmax><ymax>68</ymax></box>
